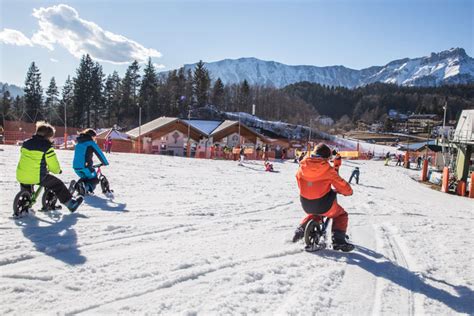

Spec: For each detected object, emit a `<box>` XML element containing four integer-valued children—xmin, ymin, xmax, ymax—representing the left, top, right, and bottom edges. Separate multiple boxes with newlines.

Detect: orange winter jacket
<box><xmin>296</xmin><ymin>157</ymin><xmax>352</xmax><ymax>201</ymax></box>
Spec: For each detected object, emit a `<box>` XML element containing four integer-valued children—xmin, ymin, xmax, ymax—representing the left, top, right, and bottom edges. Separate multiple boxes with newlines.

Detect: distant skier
<box><xmin>16</xmin><ymin>121</ymin><xmax>83</xmax><ymax>212</ymax></box>
<box><xmin>73</xmin><ymin>129</ymin><xmax>109</xmax><ymax>194</ymax></box>
<box><xmin>292</xmin><ymin>143</ymin><xmax>354</xmax><ymax>252</ymax></box>
<box><xmin>264</xmin><ymin>159</ymin><xmax>274</xmax><ymax>172</ymax></box>
<box><xmin>396</xmin><ymin>154</ymin><xmax>402</xmax><ymax>166</ymax></box>
<box><xmin>417</xmin><ymin>156</ymin><xmax>422</xmax><ymax>169</ymax></box>
<box><xmin>384</xmin><ymin>152</ymin><xmax>390</xmax><ymax>166</ymax></box>
<box><xmin>348</xmin><ymin>167</ymin><xmax>360</xmax><ymax>184</ymax></box>
<box><xmin>239</xmin><ymin>146</ymin><xmax>245</xmax><ymax>165</ymax></box>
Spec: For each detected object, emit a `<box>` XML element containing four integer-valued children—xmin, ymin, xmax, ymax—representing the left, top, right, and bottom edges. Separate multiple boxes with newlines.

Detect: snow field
<box><xmin>0</xmin><ymin>144</ymin><xmax>473</xmax><ymax>315</ymax></box>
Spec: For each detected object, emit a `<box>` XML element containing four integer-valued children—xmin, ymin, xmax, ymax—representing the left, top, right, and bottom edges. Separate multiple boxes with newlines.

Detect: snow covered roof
<box><xmin>183</xmin><ymin>120</ymin><xmax>223</xmax><ymax>135</ymax></box>
<box><xmin>209</xmin><ymin>120</ymin><xmax>238</xmax><ymax>136</ymax></box>
<box><xmin>452</xmin><ymin>110</ymin><xmax>474</xmax><ymax>144</ymax></box>
<box><xmin>97</xmin><ymin>129</ymin><xmax>131</xmax><ymax>141</ymax></box>
<box><xmin>127</xmin><ymin>117</ymin><xmax>178</xmax><ymax>138</ymax></box>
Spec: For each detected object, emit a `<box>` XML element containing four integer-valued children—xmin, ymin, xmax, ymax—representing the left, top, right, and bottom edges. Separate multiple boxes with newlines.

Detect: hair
<box><xmin>314</xmin><ymin>143</ymin><xmax>331</xmax><ymax>159</ymax></box>
<box><xmin>35</xmin><ymin>121</ymin><xmax>55</xmax><ymax>139</ymax></box>
<box><xmin>81</xmin><ymin>128</ymin><xmax>97</xmax><ymax>137</ymax></box>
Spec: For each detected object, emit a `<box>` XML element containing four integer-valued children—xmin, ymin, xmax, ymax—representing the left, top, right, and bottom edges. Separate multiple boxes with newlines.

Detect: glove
<box><xmin>60</xmin><ymin>170</ymin><xmax>63</xmax><ymax>174</ymax></box>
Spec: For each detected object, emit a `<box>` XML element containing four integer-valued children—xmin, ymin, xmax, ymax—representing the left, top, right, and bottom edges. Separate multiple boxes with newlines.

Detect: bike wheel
<box><xmin>13</xmin><ymin>191</ymin><xmax>32</xmax><ymax>217</ymax></box>
<box><xmin>100</xmin><ymin>176</ymin><xmax>110</xmax><ymax>193</ymax></box>
<box><xmin>76</xmin><ymin>181</ymin><xmax>86</xmax><ymax>197</ymax></box>
<box><xmin>41</xmin><ymin>189</ymin><xmax>58</xmax><ymax>211</ymax></box>
<box><xmin>304</xmin><ymin>219</ymin><xmax>321</xmax><ymax>247</ymax></box>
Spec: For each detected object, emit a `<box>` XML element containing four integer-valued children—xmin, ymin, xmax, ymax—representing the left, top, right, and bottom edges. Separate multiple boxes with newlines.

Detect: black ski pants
<box><xmin>20</xmin><ymin>174</ymin><xmax>72</xmax><ymax>204</ymax></box>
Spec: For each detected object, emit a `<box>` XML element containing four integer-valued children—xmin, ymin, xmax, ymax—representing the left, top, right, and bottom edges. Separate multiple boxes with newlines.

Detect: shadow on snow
<box><xmin>17</xmin><ymin>212</ymin><xmax>88</xmax><ymax>265</ymax></box>
<box><xmin>316</xmin><ymin>245</ymin><xmax>474</xmax><ymax>314</ymax></box>
<box><xmin>84</xmin><ymin>195</ymin><xmax>128</xmax><ymax>212</ymax></box>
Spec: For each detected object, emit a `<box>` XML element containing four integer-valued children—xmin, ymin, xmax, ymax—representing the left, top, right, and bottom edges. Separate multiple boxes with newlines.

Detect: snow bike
<box><xmin>12</xmin><ymin>185</ymin><xmax>60</xmax><ymax>218</ymax></box>
<box><xmin>304</xmin><ymin>216</ymin><xmax>331</xmax><ymax>252</ymax></box>
<box><xmin>69</xmin><ymin>163</ymin><xmax>112</xmax><ymax>196</ymax></box>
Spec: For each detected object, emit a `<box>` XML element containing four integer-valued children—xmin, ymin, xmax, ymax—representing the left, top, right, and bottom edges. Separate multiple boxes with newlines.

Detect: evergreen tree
<box><xmin>139</xmin><ymin>58</ymin><xmax>159</xmax><ymax>122</ymax></box>
<box><xmin>1</xmin><ymin>90</ymin><xmax>12</xmax><ymax>120</ymax></box>
<box><xmin>44</xmin><ymin>77</ymin><xmax>59</xmax><ymax>124</ymax></box>
<box><xmin>239</xmin><ymin>80</ymin><xmax>251</xmax><ymax>112</ymax></box>
<box><xmin>90</xmin><ymin>62</ymin><xmax>105</xmax><ymax>128</ymax></box>
<box><xmin>211</xmin><ymin>78</ymin><xmax>225</xmax><ymax>109</ymax></box>
<box><xmin>103</xmin><ymin>71</ymin><xmax>121</xmax><ymax>127</ymax></box>
<box><xmin>73</xmin><ymin>54</ymin><xmax>95</xmax><ymax>127</ymax></box>
<box><xmin>24</xmin><ymin>62</ymin><xmax>43</xmax><ymax>122</ymax></box>
<box><xmin>192</xmin><ymin>61</ymin><xmax>211</xmax><ymax>108</ymax></box>
<box><xmin>60</xmin><ymin>76</ymin><xmax>74</xmax><ymax>129</ymax></box>
<box><xmin>120</xmin><ymin>60</ymin><xmax>141</xmax><ymax>126</ymax></box>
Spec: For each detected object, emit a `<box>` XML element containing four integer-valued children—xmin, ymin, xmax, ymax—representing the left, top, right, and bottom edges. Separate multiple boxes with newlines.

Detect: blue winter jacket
<box><xmin>73</xmin><ymin>134</ymin><xmax>109</xmax><ymax>170</ymax></box>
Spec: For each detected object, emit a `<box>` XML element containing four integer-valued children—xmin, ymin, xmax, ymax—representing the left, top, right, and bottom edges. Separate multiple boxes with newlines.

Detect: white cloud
<box><xmin>0</xmin><ymin>28</ymin><xmax>33</xmax><ymax>46</ymax></box>
<box><xmin>50</xmin><ymin>58</ymin><xmax>59</xmax><ymax>63</ymax></box>
<box><xmin>2</xmin><ymin>4</ymin><xmax>162</xmax><ymax>65</ymax></box>
<box><xmin>153</xmin><ymin>63</ymin><xmax>166</xmax><ymax>69</ymax></box>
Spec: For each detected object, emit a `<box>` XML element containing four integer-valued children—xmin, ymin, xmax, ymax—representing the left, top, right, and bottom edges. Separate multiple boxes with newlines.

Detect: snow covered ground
<box><xmin>0</xmin><ymin>144</ymin><xmax>473</xmax><ymax>315</ymax></box>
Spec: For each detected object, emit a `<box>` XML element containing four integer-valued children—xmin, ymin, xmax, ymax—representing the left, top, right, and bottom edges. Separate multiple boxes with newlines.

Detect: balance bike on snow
<box><xmin>13</xmin><ymin>186</ymin><xmax>61</xmax><ymax>218</ymax></box>
<box><xmin>69</xmin><ymin>164</ymin><xmax>113</xmax><ymax>197</ymax></box>
<box><xmin>304</xmin><ymin>216</ymin><xmax>354</xmax><ymax>252</ymax></box>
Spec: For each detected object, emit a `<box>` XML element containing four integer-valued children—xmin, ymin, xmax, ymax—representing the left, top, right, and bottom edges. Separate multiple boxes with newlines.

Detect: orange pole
<box><xmin>469</xmin><ymin>173</ymin><xmax>474</xmax><ymax>199</ymax></box>
<box><xmin>187</xmin><ymin>142</ymin><xmax>190</xmax><ymax>158</ymax></box>
<box><xmin>404</xmin><ymin>151</ymin><xmax>410</xmax><ymax>168</ymax></box>
<box><xmin>420</xmin><ymin>159</ymin><xmax>428</xmax><ymax>181</ymax></box>
<box><xmin>457</xmin><ymin>180</ymin><xmax>466</xmax><ymax>197</ymax></box>
<box><xmin>441</xmin><ymin>167</ymin><xmax>449</xmax><ymax>193</ymax></box>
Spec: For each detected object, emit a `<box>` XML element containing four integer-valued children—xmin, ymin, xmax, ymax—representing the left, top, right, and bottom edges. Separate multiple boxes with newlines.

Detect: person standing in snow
<box><xmin>239</xmin><ymin>146</ymin><xmax>245</xmax><ymax>165</ymax></box>
<box><xmin>73</xmin><ymin>129</ymin><xmax>109</xmax><ymax>194</ymax></box>
<box><xmin>417</xmin><ymin>156</ymin><xmax>422</xmax><ymax>169</ymax></box>
<box><xmin>16</xmin><ymin>121</ymin><xmax>83</xmax><ymax>212</ymax></box>
<box><xmin>396</xmin><ymin>154</ymin><xmax>402</xmax><ymax>166</ymax></box>
<box><xmin>292</xmin><ymin>143</ymin><xmax>354</xmax><ymax>252</ymax></box>
<box><xmin>349</xmin><ymin>167</ymin><xmax>360</xmax><ymax>184</ymax></box>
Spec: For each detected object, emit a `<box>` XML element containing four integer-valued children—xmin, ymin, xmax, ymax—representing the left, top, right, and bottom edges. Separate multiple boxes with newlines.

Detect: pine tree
<box><xmin>90</xmin><ymin>62</ymin><xmax>105</xmax><ymax>128</ymax></box>
<box><xmin>73</xmin><ymin>54</ymin><xmax>95</xmax><ymax>127</ymax></box>
<box><xmin>139</xmin><ymin>58</ymin><xmax>159</xmax><ymax>122</ymax></box>
<box><xmin>211</xmin><ymin>78</ymin><xmax>225</xmax><ymax>109</ymax></box>
<box><xmin>1</xmin><ymin>90</ymin><xmax>12</xmax><ymax>120</ymax></box>
<box><xmin>120</xmin><ymin>60</ymin><xmax>141</xmax><ymax>126</ymax></box>
<box><xmin>24</xmin><ymin>62</ymin><xmax>43</xmax><ymax>122</ymax></box>
<box><xmin>60</xmin><ymin>76</ymin><xmax>74</xmax><ymax>129</ymax></box>
<box><xmin>103</xmin><ymin>71</ymin><xmax>121</xmax><ymax>127</ymax></box>
<box><xmin>192</xmin><ymin>61</ymin><xmax>211</xmax><ymax>108</ymax></box>
<box><xmin>45</xmin><ymin>77</ymin><xmax>59</xmax><ymax>124</ymax></box>
<box><xmin>238</xmin><ymin>80</ymin><xmax>251</xmax><ymax>112</ymax></box>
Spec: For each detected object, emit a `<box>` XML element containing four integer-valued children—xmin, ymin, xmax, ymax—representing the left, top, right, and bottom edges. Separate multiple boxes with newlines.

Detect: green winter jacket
<box><xmin>16</xmin><ymin>135</ymin><xmax>61</xmax><ymax>185</ymax></box>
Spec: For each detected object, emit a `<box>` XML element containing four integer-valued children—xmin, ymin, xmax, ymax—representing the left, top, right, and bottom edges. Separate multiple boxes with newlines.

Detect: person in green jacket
<box><xmin>16</xmin><ymin>121</ymin><xmax>83</xmax><ymax>212</ymax></box>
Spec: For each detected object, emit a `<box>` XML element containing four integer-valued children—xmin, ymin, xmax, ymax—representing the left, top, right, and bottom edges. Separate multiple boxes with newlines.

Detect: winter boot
<box><xmin>66</xmin><ymin>196</ymin><xmax>84</xmax><ymax>213</ymax></box>
<box><xmin>332</xmin><ymin>231</ymin><xmax>355</xmax><ymax>252</ymax></box>
<box><xmin>292</xmin><ymin>225</ymin><xmax>305</xmax><ymax>243</ymax></box>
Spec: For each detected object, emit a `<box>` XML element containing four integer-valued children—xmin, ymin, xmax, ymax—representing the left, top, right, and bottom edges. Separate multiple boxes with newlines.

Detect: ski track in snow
<box><xmin>0</xmin><ymin>144</ymin><xmax>473</xmax><ymax>315</ymax></box>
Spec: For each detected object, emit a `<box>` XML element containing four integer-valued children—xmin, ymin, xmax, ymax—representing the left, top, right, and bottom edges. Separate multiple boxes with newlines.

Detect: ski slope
<box><xmin>0</xmin><ymin>144</ymin><xmax>473</xmax><ymax>315</ymax></box>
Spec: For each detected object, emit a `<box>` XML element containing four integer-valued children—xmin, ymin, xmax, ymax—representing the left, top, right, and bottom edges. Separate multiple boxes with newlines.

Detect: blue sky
<box><xmin>0</xmin><ymin>0</ymin><xmax>473</xmax><ymax>86</ymax></box>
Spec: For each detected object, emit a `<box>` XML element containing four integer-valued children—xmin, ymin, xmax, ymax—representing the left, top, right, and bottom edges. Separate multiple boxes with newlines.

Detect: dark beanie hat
<box><xmin>315</xmin><ymin>143</ymin><xmax>331</xmax><ymax>158</ymax></box>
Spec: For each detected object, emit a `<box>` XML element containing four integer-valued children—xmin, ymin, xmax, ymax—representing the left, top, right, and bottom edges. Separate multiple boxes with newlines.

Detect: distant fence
<box><xmin>2</xmin><ymin>120</ymin><xmax>81</xmax><ymax>145</ymax></box>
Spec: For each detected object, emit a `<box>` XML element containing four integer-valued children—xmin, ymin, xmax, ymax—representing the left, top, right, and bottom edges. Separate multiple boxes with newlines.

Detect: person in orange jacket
<box><xmin>292</xmin><ymin>143</ymin><xmax>354</xmax><ymax>252</ymax></box>
<box><xmin>332</xmin><ymin>150</ymin><xmax>342</xmax><ymax>173</ymax></box>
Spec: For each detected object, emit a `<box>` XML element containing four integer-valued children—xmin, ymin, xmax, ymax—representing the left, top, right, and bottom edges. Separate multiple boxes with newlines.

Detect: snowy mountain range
<box><xmin>181</xmin><ymin>48</ymin><xmax>474</xmax><ymax>88</ymax></box>
<box><xmin>0</xmin><ymin>82</ymin><xmax>24</xmax><ymax>98</ymax></box>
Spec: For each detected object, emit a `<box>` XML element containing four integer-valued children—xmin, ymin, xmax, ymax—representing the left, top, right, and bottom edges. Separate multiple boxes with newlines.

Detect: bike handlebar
<box><xmin>93</xmin><ymin>163</ymin><xmax>103</xmax><ymax>168</ymax></box>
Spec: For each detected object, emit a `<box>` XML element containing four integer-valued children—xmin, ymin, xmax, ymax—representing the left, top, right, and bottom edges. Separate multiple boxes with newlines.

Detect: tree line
<box><xmin>0</xmin><ymin>56</ymin><xmax>316</xmax><ymax>130</ymax></box>
<box><xmin>1</xmin><ymin>56</ymin><xmax>473</xmax><ymax>132</ymax></box>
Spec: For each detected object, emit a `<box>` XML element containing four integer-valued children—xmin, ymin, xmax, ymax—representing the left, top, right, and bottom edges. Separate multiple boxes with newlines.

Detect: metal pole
<box><xmin>138</xmin><ymin>106</ymin><xmax>142</xmax><ymax>153</ymax></box>
<box><xmin>187</xmin><ymin>108</ymin><xmax>191</xmax><ymax>157</ymax></box>
<box><xmin>238</xmin><ymin>112</ymin><xmax>241</xmax><ymax>145</ymax></box>
<box><xmin>64</xmin><ymin>103</ymin><xmax>67</xmax><ymax>149</ymax></box>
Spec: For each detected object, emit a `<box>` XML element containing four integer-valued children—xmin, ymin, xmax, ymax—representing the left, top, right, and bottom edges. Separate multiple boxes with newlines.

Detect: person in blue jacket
<box><xmin>73</xmin><ymin>129</ymin><xmax>109</xmax><ymax>193</ymax></box>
